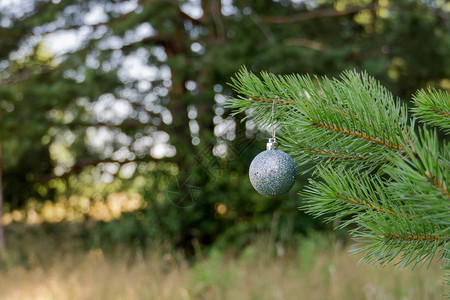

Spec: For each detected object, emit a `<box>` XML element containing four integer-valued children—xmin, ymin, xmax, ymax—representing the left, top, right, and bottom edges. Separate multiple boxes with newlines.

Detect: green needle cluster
<box><xmin>228</xmin><ymin>67</ymin><xmax>449</xmax><ymax>292</ymax></box>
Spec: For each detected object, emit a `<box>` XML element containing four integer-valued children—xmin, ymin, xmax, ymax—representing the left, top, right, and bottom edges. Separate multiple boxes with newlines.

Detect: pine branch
<box><xmin>353</xmin><ymin>213</ymin><xmax>448</xmax><ymax>268</ymax></box>
<box><xmin>303</xmin><ymin>165</ymin><xmax>447</xmax><ymax>268</ymax></box>
<box><xmin>381</xmin><ymin>233</ymin><xmax>448</xmax><ymax>242</ymax></box>
<box><xmin>228</xmin><ymin>68</ymin><xmax>449</xmax><ymax>287</ymax></box>
<box><xmin>310</xmin><ymin>121</ymin><xmax>405</xmax><ymax>152</ymax></box>
<box><xmin>353</xmin><ymin>234</ymin><xmax>446</xmax><ymax>269</ymax></box>
<box><xmin>412</xmin><ymin>88</ymin><xmax>450</xmax><ymax>134</ymax></box>
<box><xmin>303</xmin><ymin>166</ymin><xmax>411</xmax><ymax>221</ymax></box>
<box><xmin>426</xmin><ymin>170</ymin><xmax>450</xmax><ymax>199</ymax></box>
<box><xmin>293</xmin><ymin>142</ymin><xmax>374</xmax><ymax>161</ymax></box>
<box><xmin>342</xmin><ymin>194</ymin><xmax>408</xmax><ymax>219</ymax></box>
<box><xmin>386</xmin><ymin>130</ymin><xmax>450</xmax><ymax>227</ymax></box>
<box><xmin>228</xmin><ymin>67</ymin><xmax>416</xmax><ymax>170</ymax></box>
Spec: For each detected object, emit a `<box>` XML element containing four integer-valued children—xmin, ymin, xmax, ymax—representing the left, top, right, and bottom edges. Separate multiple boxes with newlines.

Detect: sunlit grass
<box><xmin>0</xmin><ymin>231</ymin><xmax>445</xmax><ymax>300</ymax></box>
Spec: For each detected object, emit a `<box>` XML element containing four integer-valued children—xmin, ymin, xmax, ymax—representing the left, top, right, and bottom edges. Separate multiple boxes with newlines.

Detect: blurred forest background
<box><xmin>0</xmin><ymin>0</ymin><xmax>449</xmax><ymax>299</ymax></box>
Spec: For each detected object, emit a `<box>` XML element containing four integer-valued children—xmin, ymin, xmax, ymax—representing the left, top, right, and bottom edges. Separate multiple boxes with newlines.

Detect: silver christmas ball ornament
<box><xmin>249</xmin><ymin>138</ymin><xmax>297</xmax><ymax>196</ymax></box>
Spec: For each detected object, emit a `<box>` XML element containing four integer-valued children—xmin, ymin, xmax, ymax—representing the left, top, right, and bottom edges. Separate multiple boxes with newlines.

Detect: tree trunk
<box><xmin>0</xmin><ymin>141</ymin><xmax>6</xmax><ymax>254</ymax></box>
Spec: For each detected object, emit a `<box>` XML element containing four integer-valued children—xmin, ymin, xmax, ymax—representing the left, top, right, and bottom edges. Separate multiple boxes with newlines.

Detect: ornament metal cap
<box><xmin>266</xmin><ymin>138</ymin><xmax>278</xmax><ymax>150</ymax></box>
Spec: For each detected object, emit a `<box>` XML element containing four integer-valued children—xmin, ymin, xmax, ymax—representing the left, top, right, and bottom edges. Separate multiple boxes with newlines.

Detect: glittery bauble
<box><xmin>249</xmin><ymin>150</ymin><xmax>297</xmax><ymax>196</ymax></box>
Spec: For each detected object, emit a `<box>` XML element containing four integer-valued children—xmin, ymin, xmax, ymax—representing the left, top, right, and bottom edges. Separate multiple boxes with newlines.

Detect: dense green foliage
<box><xmin>228</xmin><ymin>68</ymin><xmax>449</xmax><ymax>289</ymax></box>
<box><xmin>0</xmin><ymin>0</ymin><xmax>449</xmax><ymax>250</ymax></box>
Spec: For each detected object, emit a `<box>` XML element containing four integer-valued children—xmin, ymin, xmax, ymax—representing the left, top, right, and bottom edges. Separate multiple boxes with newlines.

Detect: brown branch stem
<box><xmin>312</xmin><ymin>121</ymin><xmax>405</xmax><ymax>152</ymax></box>
<box><xmin>262</xmin><ymin>4</ymin><xmax>377</xmax><ymax>24</ymax></box>
<box><xmin>425</xmin><ymin>170</ymin><xmax>450</xmax><ymax>199</ymax></box>
<box><xmin>380</xmin><ymin>233</ymin><xmax>448</xmax><ymax>242</ymax></box>
<box><xmin>424</xmin><ymin>105</ymin><xmax>450</xmax><ymax>118</ymax></box>
<box><xmin>339</xmin><ymin>193</ymin><xmax>411</xmax><ymax>219</ymax></box>
<box><xmin>295</xmin><ymin>143</ymin><xmax>370</xmax><ymax>161</ymax></box>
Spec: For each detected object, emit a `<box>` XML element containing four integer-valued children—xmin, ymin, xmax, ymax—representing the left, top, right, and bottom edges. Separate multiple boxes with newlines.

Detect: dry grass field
<box><xmin>0</xmin><ymin>229</ymin><xmax>445</xmax><ymax>300</ymax></box>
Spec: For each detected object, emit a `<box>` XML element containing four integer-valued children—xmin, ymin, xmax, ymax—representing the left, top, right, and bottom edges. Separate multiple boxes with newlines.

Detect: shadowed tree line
<box><xmin>0</xmin><ymin>0</ymin><xmax>449</xmax><ymax>252</ymax></box>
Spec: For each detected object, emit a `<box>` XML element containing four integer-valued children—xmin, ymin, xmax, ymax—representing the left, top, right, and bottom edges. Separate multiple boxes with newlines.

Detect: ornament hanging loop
<box><xmin>267</xmin><ymin>97</ymin><xmax>278</xmax><ymax>150</ymax></box>
<box><xmin>271</xmin><ymin>97</ymin><xmax>277</xmax><ymax>140</ymax></box>
<box><xmin>266</xmin><ymin>138</ymin><xmax>278</xmax><ymax>150</ymax></box>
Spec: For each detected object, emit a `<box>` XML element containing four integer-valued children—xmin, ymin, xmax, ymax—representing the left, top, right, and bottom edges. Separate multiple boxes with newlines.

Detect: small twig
<box><xmin>249</xmin><ymin>12</ymin><xmax>275</xmax><ymax>41</ymax></box>
<box><xmin>249</xmin><ymin>96</ymin><xmax>293</xmax><ymax>105</ymax></box>
<box><xmin>262</xmin><ymin>4</ymin><xmax>377</xmax><ymax>24</ymax></box>
<box><xmin>210</xmin><ymin>0</ymin><xmax>225</xmax><ymax>44</ymax></box>
<box><xmin>312</xmin><ymin>121</ymin><xmax>406</xmax><ymax>153</ymax></box>
<box><xmin>284</xmin><ymin>38</ymin><xmax>325</xmax><ymax>51</ymax></box>
<box><xmin>339</xmin><ymin>193</ymin><xmax>411</xmax><ymax>219</ymax></box>
<box><xmin>425</xmin><ymin>170</ymin><xmax>450</xmax><ymax>199</ymax></box>
<box><xmin>295</xmin><ymin>143</ymin><xmax>371</xmax><ymax>161</ymax></box>
<box><xmin>422</xmin><ymin>105</ymin><xmax>450</xmax><ymax>118</ymax></box>
<box><xmin>380</xmin><ymin>233</ymin><xmax>449</xmax><ymax>242</ymax></box>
